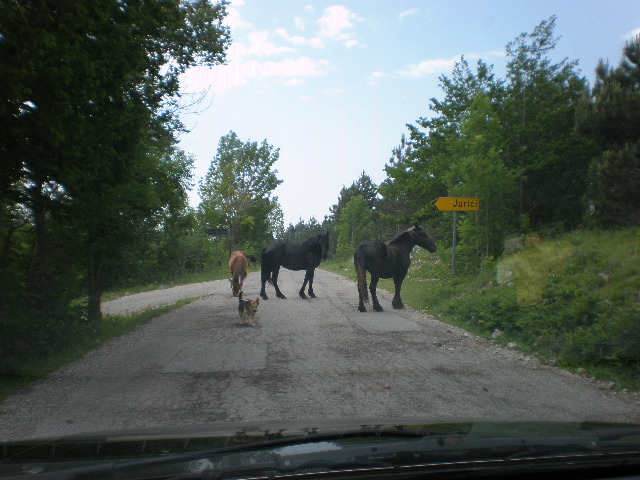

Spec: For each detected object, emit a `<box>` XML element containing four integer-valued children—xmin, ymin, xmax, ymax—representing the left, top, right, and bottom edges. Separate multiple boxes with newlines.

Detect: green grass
<box><xmin>0</xmin><ymin>298</ymin><xmax>197</xmax><ymax>401</ymax></box>
<box><xmin>324</xmin><ymin>227</ymin><xmax>640</xmax><ymax>391</ymax></box>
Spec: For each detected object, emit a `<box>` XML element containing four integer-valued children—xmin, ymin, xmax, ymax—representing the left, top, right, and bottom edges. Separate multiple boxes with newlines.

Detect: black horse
<box><xmin>260</xmin><ymin>232</ymin><xmax>330</xmax><ymax>300</ymax></box>
<box><xmin>354</xmin><ymin>225</ymin><xmax>436</xmax><ymax>312</ymax></box>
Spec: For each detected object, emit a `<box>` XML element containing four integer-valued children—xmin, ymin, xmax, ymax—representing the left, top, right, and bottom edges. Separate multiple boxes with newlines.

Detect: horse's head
<box><xmin>318</xmin><ymin>232</ymin><xmax>330</xmax><ymax>260</ymax></box>
<box><xmin>411</xmin><ymin>224</ymin><xmax>436</xmax><ymax>253</ymax></box>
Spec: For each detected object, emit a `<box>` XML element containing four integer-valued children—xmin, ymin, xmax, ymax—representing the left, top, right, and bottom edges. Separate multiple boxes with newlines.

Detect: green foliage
<box><xmin>335</xmin><ymin>195</ymin><xmax>374</xmax><ymax>259</ymax></box>
<box><xmin>588</xmin><ymin>145</ymin><xmax>640</xmax><ymax>226</ymax></box>
<box><xmin>501</xmin><ymin>16</ymin><xmax>593</xmax><ymax>229</ymax></box>
<box><xmin>379</xmin><ymin>17</ymin><xmax>597</xmax><ymax>273</ymax></box>
<box><xmin>446</xmin><ymin>93</ymin><xmax>518</xmax><ymax>268</ymax></box>
<box><xmin>398</xmin><ymin>55</ymin><xmax>503</xmax><ymax>242</ymax></box>
<box><xmin>400</xmin><ymin>227</ymin><xmax>640</xmax><ymax>390</ymax></box>
<box><xmin>0</xmin><ymin>0</ymin><xmax>230</xmax><ymax>372</ymax></box>
<box><xmin>281</xmin><ymin>216</ymin><xmax>328</xmax><ymax>244</ymax></box>
<box><xmin>578</xmin><ymin>35</ymin><xmax>640</xmax><ymax>227</ymax></box>
<box><xmin>378</xmin><ymin>135</ymin><xmax>415</xmax><ymax>228</ymax></box>
<box><xmin>198</xmin><ymin>131</ymin><xmax>283</xmax><ymax>251</ymax></box>
<box><xmin>325</xmin><ymin>171</ymin><xmax>382</xmax><ymax>256</ymax></box>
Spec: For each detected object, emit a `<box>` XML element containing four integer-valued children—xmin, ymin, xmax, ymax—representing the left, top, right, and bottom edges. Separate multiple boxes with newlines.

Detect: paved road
<box><xmin>2</xmin><ymin>268</ymin><xmax>639</xmax><ymax>441</ymax></box>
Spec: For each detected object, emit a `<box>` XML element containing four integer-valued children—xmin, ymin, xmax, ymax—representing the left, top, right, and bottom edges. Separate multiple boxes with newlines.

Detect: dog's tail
<box><xmin>354</xmin><ymin>245</ymin><xmax>369</xmax><ymax>305</ymax></box>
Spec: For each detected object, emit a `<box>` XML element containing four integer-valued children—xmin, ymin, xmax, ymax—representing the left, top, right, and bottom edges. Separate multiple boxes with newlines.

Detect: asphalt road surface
<box><xmin>2</xmin><ymin>268</ymin><xmax>639</xmax><ymax>441</ymax></box>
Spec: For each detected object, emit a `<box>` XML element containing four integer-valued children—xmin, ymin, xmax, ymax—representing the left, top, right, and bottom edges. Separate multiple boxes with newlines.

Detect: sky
<box><xmin>177</xmin><ymin>0</ymin><xmax>640</xmax><ymax>228</ymax></box>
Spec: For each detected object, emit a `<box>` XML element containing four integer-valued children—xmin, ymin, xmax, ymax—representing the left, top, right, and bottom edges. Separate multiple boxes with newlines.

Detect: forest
<box><xmin>1</xmin><ymin>4</ymin><xmax>639</xmax><ymax>376</ymax></box>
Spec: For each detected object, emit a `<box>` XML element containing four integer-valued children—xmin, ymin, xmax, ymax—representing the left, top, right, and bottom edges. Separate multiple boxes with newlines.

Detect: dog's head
<box><xmin>245</xmin><ymin>297</ymin><xmax>260</xmax><ymax>315</ymax></box>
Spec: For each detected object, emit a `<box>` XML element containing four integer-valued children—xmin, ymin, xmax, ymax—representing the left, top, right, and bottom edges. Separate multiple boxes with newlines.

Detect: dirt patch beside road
<box><xmin>102</xmin><ymin>281</ymin><xmax>226</xmax><ymax>316</ymax></box>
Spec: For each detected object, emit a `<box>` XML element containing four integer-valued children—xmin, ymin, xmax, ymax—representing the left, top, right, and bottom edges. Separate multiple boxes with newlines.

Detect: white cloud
<box><xmin>224</xmin><ymin>5</ymin><xmax>252</xmax><ymax>31</ymax></box>
<box><xmin>184</xmin><ymin>57</ymin><xmax>334</xmax><ymax>93</ymax></box>
<box><xmin>398</xmin><ymin>8</ymin><xmax>419</xmax><ymax>22</ymax></box>
<box><xmin>397</xmin><ymin>50</ymin><xmax>505</xmax><ymax>78</ymax></box>
<box><xmin>317</xmin><ymin>5</ymin><xmax>362</xmax><ymax>48</ymax></box>
<box><xmin>275</xmin><ymin>28</ymin><xmax>324</xmax><ymax>49</ymax></box>
<box><xmin>322</xmin><ymin>87</ymin><xmax>345</xmax><ymax>96</ymax></box>
<box><xmin>368</xmin><ymin>71</ymin><xmax>387</xmax><ymax>85</ymax></box>
<box><xmin>283</xmin><ymin>77</ymin><xmax>305</xmax><ymax>87</ymax></box>
<box><xmin>623</xmin><ymin>27</ymin><xmax>640</xmax><ymax>40</ymax></box>
<box><xmin>397</xmin><ymin>58</ymin><xmax>457</xmax><ymax>78</ymax></box>
<box><xmin>230</xmin><ymin>30</ymin><xmax>295</xmax><ymax>62</ymax></box>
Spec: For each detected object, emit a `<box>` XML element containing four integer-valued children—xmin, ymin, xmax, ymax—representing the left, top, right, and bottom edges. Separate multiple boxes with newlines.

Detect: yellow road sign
<box><xmin>430</xmin><ymin>197</ymin><xmax>480</xmax><ymax>211</ymax></box>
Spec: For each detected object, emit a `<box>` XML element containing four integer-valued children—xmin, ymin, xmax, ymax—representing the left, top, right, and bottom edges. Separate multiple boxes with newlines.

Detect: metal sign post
<box><xmin>452</xmin><ymin>210</ymin><xmax>458</xmax><ymax>273</ymax></box>
<box><xmin>205</xmin><ymin>228</ymin><xmax>229</xmax><ymax>275</ymax></box>
<box><xmin>430</xmin><ymin>197</ymin><xmax>480</xmax><ymax>274</ymax></box>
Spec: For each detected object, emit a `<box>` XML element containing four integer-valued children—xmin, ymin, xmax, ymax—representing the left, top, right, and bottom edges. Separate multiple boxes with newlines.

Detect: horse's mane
<box><xmin>388</xmin><ymin>227</ymin><xmax>415</xmax><ymax>246</ymax></box>
<box><xmin>302</xmin><ymin>234</ymin><xmax>322</xmax><ymax>254</ymax></box>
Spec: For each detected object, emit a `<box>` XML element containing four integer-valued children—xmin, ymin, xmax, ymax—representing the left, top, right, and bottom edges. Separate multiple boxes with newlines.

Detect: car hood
<box><xmin>2</xmin><ymin>417</ymin><xmax>640</xmax><ymax>479</ymax></box>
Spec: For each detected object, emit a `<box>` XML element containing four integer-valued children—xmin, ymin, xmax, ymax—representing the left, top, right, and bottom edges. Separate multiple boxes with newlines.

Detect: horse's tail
<box><xmin>354</xmin><ymin>245</ymin><xmax>369</xmax><ymax>305</ymax></box>
<box><xmin>260</xmin><ymin>247</ymin><xmax>273</xmax><ymax>286</ymax></box>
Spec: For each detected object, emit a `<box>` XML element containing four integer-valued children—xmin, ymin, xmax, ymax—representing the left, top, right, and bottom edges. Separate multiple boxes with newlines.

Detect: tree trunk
<box><xmin>28</xmin><ymin>187</ymin><xmax>53</xmax><ymax>307</ymax></box>
<box><xmin>87</xmin><ymin>250</ymin><xmax>103</xmax><ymax>325</ymax></box>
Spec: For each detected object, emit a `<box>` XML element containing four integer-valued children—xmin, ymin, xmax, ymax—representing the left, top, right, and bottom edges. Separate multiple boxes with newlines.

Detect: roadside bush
<box><xmin>449</xmin><ymin>287</ymin><xmax>522</xmax><ymax>333</ymax></box>
<box><xmin>562</xmin><ymin>307</ymin><xmax>640</xmax><ymax>366</ymax></box>
<box><xmin>0</xmin><ymin>302</ymin><xmax>92</xmax><ymax>376</ymax></box>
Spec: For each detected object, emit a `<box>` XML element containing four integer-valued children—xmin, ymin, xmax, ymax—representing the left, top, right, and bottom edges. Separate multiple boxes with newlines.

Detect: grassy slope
<box><xmin>323</xmin><ymin>227</ymin><xmax>640</xmax><ymax>391</ymax></box>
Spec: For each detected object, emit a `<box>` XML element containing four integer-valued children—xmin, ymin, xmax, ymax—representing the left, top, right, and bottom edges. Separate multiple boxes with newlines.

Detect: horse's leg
<box><xmin>298</xmin><ymin>271</ymin><xmax>309</xmax><ymax>299</ymax></box>
<box><xmin>357</xmin><ymin>276</ymin><xmax>367</xmax><ymax>312</ymax></box>
<box><xmin>370</xmin><ymin>274</ymin><xmax>384</xmax><ymax>312</ymax></box>
<box><xmin>260</xmin><ymin>268</ymin><xmax>269</xmax><ymax>300</ymax></box>
<box><xmin>306</xmin><ymin>268</ymin><xmax>317</xmax><ymax>298</ymax></box>
<box><xmin>392</xmin><ymin>275</ymin><xmax>406</xmax><ymax>309</ymax></box>
<box><xmin>273</xmin><ymin>268</ymin><xmax>286</xmax><ymax>299</ymax></box>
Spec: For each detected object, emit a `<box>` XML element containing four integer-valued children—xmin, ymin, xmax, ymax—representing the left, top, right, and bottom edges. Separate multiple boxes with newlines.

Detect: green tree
<box><xmin>0</xmin><ymin>0</ymin><xmax>230</xmax><ymax>323</ymax></box>
<box><xmin>585</xmin><ymin>145</ymin><xmax>640</xmax><ymax>226</ymax></box>
<box><xmin>503</xmin><ymin>16</ymin><xmax>592</xmax><ymax>229</ymax></box>
<box><xmin>446</xmin><ymin>93</ymin><xmax>518</xmax><ymax>269</ymax></box>
<box><xmin>378</xmin><ymin>134</ymin><xmax>415</xmax><ymax>232</ymax></box>
<box><xmin>390</xmin><ymin>57</ymin><xmax>503</xmax><ymax>243</ymax></box>
<box><xmin>199</xmin><ymin>131</ymin><xmax>283</xmax><ymax>252</ymax></box>
<box><xmin>328</xmin><ymin>171</ymin><xmax>378</xmax><ymax>243</ymax></box>
<box><xmin>578</xmin><ymin>35</ymin><xmax>640</xmax><ymax>226</ymax></box>
<box><xmin>329</xmin><ymin>171</ymin><xmax>378</xmax><ymax>223</ymax></box>
<box><xmin>282</xmin><ymin>217</ymin><xmax>326</xmax><ymax>244</ymax></box>
<box><xmin>335</xmin><ymin>195</ymin><xmax>374</xmax><ymax>259</ymax></box>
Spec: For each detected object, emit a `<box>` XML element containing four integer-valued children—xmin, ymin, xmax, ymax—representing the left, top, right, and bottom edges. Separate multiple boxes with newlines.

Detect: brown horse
<box><xmin>229</xmin><ymin>251</ymin><xmax>250</xmax><ymax>297</ymax></box>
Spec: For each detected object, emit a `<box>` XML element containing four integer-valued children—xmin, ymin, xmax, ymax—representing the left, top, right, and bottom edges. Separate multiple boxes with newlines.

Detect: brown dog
<box><xmin>238</xmin><ymin>291</ymin><xmax>259</xmax><ymax>327</ymax></box>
